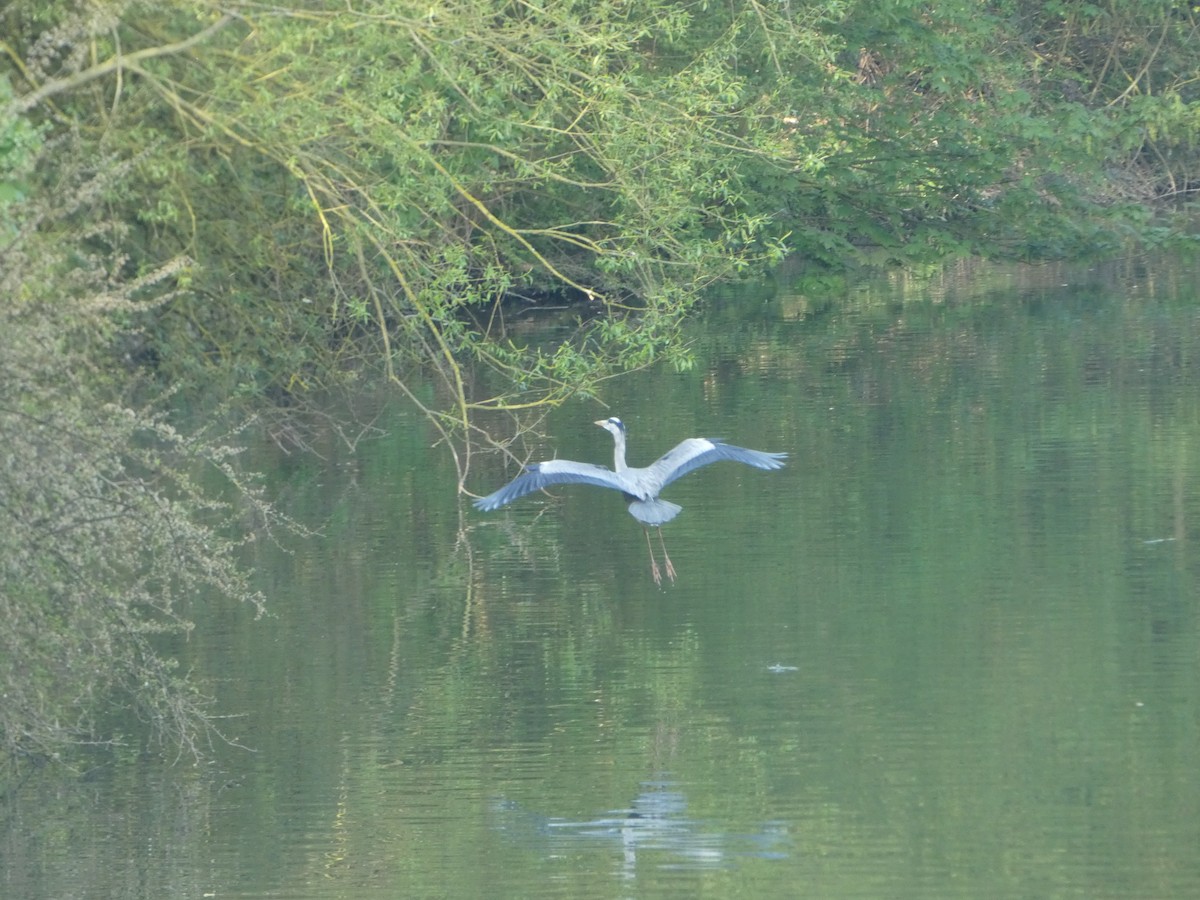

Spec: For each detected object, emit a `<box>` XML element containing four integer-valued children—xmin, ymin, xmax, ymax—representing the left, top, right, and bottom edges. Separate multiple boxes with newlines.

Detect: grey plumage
<box><xmin>474</xmin><ymin>417</ymin><xmax>786</xmax><ymax>583</ymax></box>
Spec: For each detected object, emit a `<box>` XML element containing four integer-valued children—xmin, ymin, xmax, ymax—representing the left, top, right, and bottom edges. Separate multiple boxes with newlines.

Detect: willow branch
<box><xmin>5</xmin><ymin>14</ymin><xmax>236</xmax><ymax>118</ymax></box>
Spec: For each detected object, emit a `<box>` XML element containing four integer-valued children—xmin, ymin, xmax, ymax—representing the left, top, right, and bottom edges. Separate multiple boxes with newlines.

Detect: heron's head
<box><xmin>594</xmin><ymin>416</ymin><xmax>625</xmax><ymax>436</ymax></box>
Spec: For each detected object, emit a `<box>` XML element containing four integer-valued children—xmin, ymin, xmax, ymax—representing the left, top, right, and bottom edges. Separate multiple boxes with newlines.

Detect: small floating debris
<box><xmin>767</xmin><ymin>663</ymin><xmax>798</xmax><ymax>673</ymax></box>
<box><xmin>1143</xmin><ymin>537</ymin><xmax>1177</xmax><ymax>545</ymax></box>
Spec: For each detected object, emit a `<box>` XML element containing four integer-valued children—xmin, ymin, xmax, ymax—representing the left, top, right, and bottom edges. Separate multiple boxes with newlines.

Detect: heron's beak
<box><xmin>593</xmin><ymin>419</ymin><xmax>607</xmax><ymax>428</ymax></box>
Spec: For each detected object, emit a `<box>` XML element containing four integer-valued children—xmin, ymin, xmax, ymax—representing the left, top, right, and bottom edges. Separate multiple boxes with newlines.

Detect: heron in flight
<box><xmin>474</xmin><ymin>417</ymin><xmax>786</xmax><ymax>584</ymax></box>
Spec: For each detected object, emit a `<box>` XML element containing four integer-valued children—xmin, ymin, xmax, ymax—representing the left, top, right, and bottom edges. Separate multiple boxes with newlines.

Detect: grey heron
<box><xmin>474</xmin><ymin>417</ymin><xmax>786</xmax><ymax>584</ymax></box>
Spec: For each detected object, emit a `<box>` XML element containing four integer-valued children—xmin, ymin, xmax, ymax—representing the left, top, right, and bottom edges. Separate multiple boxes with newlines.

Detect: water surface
<box><xmin>4</xmin><ymin>254</ymin><xmax>1200</xmax><ymax>898</ymax></box>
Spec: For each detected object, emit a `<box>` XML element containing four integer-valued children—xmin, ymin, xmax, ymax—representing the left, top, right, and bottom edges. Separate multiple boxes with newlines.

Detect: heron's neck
<box><xmin>612</xmin><ymin>430</ymin><xmax>628</xmax><ymax>472</ymax></box>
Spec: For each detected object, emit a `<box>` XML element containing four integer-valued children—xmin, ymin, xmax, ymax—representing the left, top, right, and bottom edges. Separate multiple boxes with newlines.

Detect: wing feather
<box><xmin>473</xmin><ymin>459</ymin><xmax>627</xmax><ymax>511</ymax></box>
<box><xmin>651</xmin><ymin>439</ymin><xmax>787</xmax><ymax>490</ymax></box>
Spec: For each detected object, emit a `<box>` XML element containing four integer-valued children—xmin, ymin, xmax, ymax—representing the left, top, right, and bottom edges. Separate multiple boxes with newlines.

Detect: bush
<box><xmin>0</xmin><ymin>139</ymin><xmax>272</xmax><ymax>769</ymax></box>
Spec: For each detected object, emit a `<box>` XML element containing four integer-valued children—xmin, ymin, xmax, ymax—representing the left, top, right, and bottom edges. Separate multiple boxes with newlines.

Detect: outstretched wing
<box><xmin>473</xmin><ymin>460</ymin><xmax>628</xmax><ymax>511</ymax></box>
<box><xmin>649</xmin><ymin>438</ymin><xmax>787</xmax><ymax>491</ymax></box>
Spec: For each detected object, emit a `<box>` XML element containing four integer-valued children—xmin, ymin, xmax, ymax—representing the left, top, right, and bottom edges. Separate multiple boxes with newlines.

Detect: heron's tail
<box><xmin>628</xmin><ymin>498</ymin><xmax>682</xmax><ymax>526</ymax></box>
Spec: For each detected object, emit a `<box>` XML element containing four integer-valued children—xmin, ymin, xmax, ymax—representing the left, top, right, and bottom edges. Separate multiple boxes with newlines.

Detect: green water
<box><xmin>4</xmin><ymin>255</ymin><xmax>1200</xmax><ymax>898</ymax></box>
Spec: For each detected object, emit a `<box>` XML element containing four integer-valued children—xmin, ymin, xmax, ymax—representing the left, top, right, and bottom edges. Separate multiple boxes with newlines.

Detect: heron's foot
<box><xmin>663</xmin><ymin>555</ymin><xmax>677</xmax><ymax>583</ymax></box>
<box><xmin>649</xmin><ymin>557</ymin><xmax>663</xmax><ymax>585</ymax></box>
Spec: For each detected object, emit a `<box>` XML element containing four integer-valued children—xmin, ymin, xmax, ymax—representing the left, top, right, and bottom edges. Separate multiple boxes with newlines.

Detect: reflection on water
<box><xmin>492</xmin><ymin>778</ymin><xmax>790</xmax><ymax>879</ymax></box>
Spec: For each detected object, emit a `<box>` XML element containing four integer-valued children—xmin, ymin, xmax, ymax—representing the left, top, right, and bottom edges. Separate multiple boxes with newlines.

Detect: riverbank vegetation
<box><xmin>1</xmin><ymin>0</ymin><xmax>1197</xmax><ymax>767</ymax></box>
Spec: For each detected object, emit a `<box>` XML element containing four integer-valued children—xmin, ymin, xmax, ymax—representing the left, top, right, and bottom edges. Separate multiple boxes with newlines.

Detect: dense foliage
<box><xmin>5</xmin><ymin>1</ymin><xmax>1196</xmax><ymax>455</ymax></box>
<box><xmin>0</xmin><ymin>0</ymin><xmax>1196</xmax><ymax>765</ymax></box>
<box><xmin>0</xmin><ymin>134</ymin><xmax>276</xmax><ymax>771</ymax></box>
